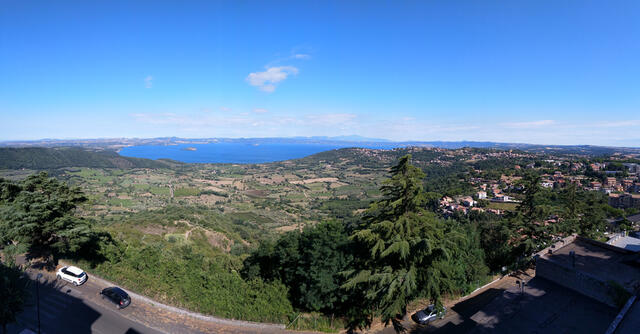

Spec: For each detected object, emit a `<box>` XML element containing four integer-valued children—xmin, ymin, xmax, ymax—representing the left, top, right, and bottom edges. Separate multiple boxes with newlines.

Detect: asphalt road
<box><xmin>6</xmin><ymin>263</ymin><xmax>294</xmax><ymax>334</ymax></box>
<box><xmin>8</xmin><ymin>269</ymin><xmax>165</xmax><ymax>334</ymax></box>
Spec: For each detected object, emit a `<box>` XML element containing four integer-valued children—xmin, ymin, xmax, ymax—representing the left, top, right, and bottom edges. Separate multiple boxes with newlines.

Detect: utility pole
<box><xmin>36</xmin><ymin>273</ymin><xmax>42</xmax><ymax>334</ymax></box>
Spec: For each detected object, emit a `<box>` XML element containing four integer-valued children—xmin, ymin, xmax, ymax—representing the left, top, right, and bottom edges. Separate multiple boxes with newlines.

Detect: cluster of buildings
<box><xmin>438</xmin><ymin>196</ymin><xmax>503</xmax><ymax>216</ymax></box>
<box><xmin>416</xmin><ymin>148</ymin><xmax>640</xmax><ymax>215</ymax></box>
<box><xmin>603</xmin><ymin>163</ymin><xmax>640</xmax><ymax>209</ymax></box>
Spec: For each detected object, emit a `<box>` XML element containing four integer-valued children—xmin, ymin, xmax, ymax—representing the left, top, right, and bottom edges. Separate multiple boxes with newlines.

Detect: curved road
<box><xmin>8</xmin><ymin>266</ymin><xmax>292</xmax><ymax>334</ymax></box>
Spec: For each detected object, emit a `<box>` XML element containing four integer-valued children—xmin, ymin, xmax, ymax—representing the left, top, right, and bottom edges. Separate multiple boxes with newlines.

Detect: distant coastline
<box><xmin>118</xmin><ymin>142</ymin><xmax>398</xmax><ymax>164</ymax></box>
<box><xmin>2</xmin><ymin>137</ymin><xmax>640</xmax><ymax>159</ymax></box>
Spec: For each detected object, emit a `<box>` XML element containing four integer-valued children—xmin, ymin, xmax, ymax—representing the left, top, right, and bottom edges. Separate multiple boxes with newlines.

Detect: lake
<box><xmin>118</xmin><ymin>142</ymin><xmax>397</xmax><ymax>163</ymax></box>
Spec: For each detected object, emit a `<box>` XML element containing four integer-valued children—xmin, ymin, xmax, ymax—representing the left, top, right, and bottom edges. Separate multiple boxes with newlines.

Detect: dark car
<box><xmin>100</xmin><ymin>287</ymin><xmax>131</xmax><ymax>309</ymax></box>
<box><xmin>411</xmin><ymin>304</ymin><xmax>446</xmax><ymax>325</ymax></box>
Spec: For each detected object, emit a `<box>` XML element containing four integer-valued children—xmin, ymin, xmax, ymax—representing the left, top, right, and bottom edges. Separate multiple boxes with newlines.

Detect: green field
<box><xmin>487</xmin><ymin>201</ymin><xmax>519</xmax><ymax>211</ymax></box>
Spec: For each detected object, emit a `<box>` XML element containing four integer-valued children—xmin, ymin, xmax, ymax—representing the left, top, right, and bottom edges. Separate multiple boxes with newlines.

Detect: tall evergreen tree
<box><xmin>516</xmin><ymin>172</ymin><xmax>545</xmax><ymax>225</ymax></box>
<box><xmin>556</xmin><ymin>182</ymin><xmax>582</xmax><ymax>235</ymax></box>
<box><xmin>343</xmin><ymin>155</ymin><xmax>450</xmax><ymax>333</ymax></box>
<box><xmin>512</xmin><ymin>172</ymin><xmax>550</xmax><ymax>256</ymax></box>
<box><xmin>579</xmin><ymin>192</ymin><xmax>607</xmax><ymax>239</ymax></box>
<box><xmin>0</xmin><ymin>172</ymin><xmax>95</xmax><ymax>262</ymax></box>
<box><xmin>561</xmin><ymin>182</ymin><xmax>579</xmax><ymax>220</ymax></box>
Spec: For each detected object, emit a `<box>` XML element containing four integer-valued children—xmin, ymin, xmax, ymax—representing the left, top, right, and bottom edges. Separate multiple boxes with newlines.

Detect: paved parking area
<box><xmin>409</xmin><ymin>277</ymin><xmax>617</xmax><ymax>334</ymax></box>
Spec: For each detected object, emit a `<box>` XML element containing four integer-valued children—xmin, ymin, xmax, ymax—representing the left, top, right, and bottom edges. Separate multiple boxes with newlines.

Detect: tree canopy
<box><xmin>0</xmin><ymin>262</ymin><xmax>30</xmax><ymax>334</ymax></box>
<box><xmin>343</xmin><ymin>155</ymin><xmax>487</xmax><ymax>332</ymax></box>
<box><xmin>0</xmin><ymin>172</ymin><xmax>98</xmax><ymax>261</ymax></box>
<box><xmin>242</xmin><ymin>220</ymin><xmax>354</xmax><ymax>313</ymax></box>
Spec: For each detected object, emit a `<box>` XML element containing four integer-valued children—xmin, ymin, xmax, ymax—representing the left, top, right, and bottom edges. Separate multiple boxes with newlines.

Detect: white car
<box><xmin>56</xmin><ymin>266</ymin><xmax>87</xmax><ymax>286</ymax></box>
<box><xmin>411</xmin><ymin>304</ymin><xmax>447</xmax><ymax>325</ymax></box>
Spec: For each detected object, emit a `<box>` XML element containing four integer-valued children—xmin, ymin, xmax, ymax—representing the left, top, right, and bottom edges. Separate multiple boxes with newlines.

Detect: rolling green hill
<box><xmin>0</xmin><ymin>147</ymin><xmax>173</xmax><ymax>169</ymax></box>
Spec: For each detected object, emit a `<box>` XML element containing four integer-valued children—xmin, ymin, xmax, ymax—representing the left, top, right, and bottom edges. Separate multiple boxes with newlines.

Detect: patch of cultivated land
<box><xmin>0</xmin><ymin>147</ymin><xmax>546</xmax><ymax>251</ymax></box>
<box><xmin>56</xmin><ymin>157</ymin><xmax>386</xmax><ymax>231</ymax></box>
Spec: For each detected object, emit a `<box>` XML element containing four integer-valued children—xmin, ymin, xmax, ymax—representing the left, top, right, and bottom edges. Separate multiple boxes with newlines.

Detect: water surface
<box><xmin>119</xmin><ymin>142</ymin><xmax>396</xmax><ymax>163</ymax></box>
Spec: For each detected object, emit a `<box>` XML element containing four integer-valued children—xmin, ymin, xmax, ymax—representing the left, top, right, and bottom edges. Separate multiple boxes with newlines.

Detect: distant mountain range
<box><xmin>1</xmin><ymin>136</ymin><xmax>640</xmax><ymax>157</ymax></box>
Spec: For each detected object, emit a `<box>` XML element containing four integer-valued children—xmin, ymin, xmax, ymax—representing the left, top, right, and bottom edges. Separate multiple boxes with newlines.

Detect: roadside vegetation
<box><xmin>0</xmin><ymin>262</ymin><xmax>30</xmax><ymax>334</ymax></box>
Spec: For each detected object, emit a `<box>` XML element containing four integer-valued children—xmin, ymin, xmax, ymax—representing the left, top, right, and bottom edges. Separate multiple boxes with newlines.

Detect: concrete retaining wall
<box><xmin>536</xmin><ymin>257</ymin><xmax>615</xmax><ymax>307</ymax></box>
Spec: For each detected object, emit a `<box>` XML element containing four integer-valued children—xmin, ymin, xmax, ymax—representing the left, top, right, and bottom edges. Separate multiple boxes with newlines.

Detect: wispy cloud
<box><xmin>306</xmin><ymin>113</ymin><xmax>357</xmax><ymax>125</ymax></box>
<box><xmin>125</xmin><ymin>111</ymin><xmax>640</xmax><ymax>146</ymax></box>
<box><xmin>502</xmin><ymin>120</ymin><xmax>555</xmax><ymax>128</ymax></box>
<box><xmin>293</xmin><ymin>54</ymin><xmax>311</xmax><ymax>60</ymax></box>
<box><xmin>129</xmin><ymin>111</ymin><xmax>360</xmax><ymax>137</ymax></box>
<box><xmin>598</xmin><ymin>120</ymin><xmax>640</xmax><ymax>127</ymax></box>
<box><xmin>246</xmin><ymin>66</ymin><xmax>298</xmax><ymax>92</ymax></box>
<box><xmin>144</xmin><ymin>75</ymin><xmax>153</xmax><ymax>89</ymax></box>
<box><xmin>219</xmin><ymin>107</ymin><xmax>232</xmax><ymax>112</ymax></box>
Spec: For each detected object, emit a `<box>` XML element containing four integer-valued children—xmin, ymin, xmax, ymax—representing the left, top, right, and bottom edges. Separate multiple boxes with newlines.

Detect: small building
<box><xmin>492</xmin><ymin>195</ymin><xmax>512</xmax><ymax>202</ymax></box>
<box><xmin>460</xmin><ymin>196</ymin><xmax>476</xmax><ymax>207</ymax></box>
<box><xmin>476</xmin><ymin>191</ymin><xmax>487</xmax><ymax>200</ymax></box>
<box><xmin>541</xmin><ymin>180</ymin><xmax>554</xmax><ymax>189</ymax></box>
<box><xmin>622</xmin><ymin>178</ymin><xmax>634</xmax><ymax>191</ymax></box>
<box><xmin>609</xmin><ymin>193</ymin><xmax>640</xmax><ymax>209</ymax></box>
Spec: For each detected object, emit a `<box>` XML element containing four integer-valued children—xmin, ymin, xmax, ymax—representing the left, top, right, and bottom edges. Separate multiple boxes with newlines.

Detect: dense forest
<box><xmin>0</xmin><ymin>147</ymin><xmax>173</xmax><ymax>169</ymax></box>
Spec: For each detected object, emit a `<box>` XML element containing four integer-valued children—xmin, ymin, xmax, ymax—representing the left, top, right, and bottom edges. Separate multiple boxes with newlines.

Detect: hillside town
<box><xmin>438</xmin><ymin>156</ymin><xmax>640</xmax><ymax>218</ymax></box>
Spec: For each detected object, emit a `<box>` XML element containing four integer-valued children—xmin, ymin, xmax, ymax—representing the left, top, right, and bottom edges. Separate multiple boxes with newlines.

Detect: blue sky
<box><xmin>1</xmin><ymin>1</ymin><xmax>639</xmax><ymax>146</ymax></box>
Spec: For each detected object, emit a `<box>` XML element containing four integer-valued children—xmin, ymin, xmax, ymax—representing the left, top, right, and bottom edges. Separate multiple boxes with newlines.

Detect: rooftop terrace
<box><xmin>537</xmin><ymin>235</ymin><xmax>640</xmax><ymax>294</ymax></box>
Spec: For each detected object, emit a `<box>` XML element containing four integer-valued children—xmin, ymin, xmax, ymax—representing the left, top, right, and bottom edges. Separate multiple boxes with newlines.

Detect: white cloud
<box><xmin>246</xmin><ymin>66</ymin><xmax>298</xmax><ymax>92</ymax></box>
<box><xmin>144</xmin><ymin>75</ymin><xmax>153</xmax><ymax>88</ymax></box>
<box><xmin>253</xmin><ymin>108</ymin><xmax>268</xmax><ymax>113</ymax></box>
<box><xmin>293</xmin><ymin>54</ymin><xmax>311</xmax><ymax>59</ymax></box>
<box><xmin>502</xmin><ymin>120</ymin><xmax>555</xmax><ymax>128</ymax></box>
<box><xmin>219</xmin><ymin>107</ymin><xmax>232</xmax><ymax>112</ymax></box>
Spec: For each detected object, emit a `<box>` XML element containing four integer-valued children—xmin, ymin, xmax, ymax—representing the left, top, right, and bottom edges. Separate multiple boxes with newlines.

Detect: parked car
<box><xmin>411</xmin><ymin>304</ymin><xmax>446</xmax><ymax>325</ymax></box>
<box><xmin>100</xmin><ymin>287</ymin><xmax>131</xmax><ymax>309</ymax></box>
<box><xmin>56</xmin><ymin>266</ymin><xmax>87</xmax><ymax>286</ymax></box>
<box><xmin>100</xmin><ymin>286</ymin><xmax>131</xmax><ymax>309</ymax></box>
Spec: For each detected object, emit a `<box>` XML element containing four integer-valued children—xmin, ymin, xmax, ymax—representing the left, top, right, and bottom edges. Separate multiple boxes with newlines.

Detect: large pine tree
<box><xmin>343</xmin><ymin>155</ymin><xmax>451</xmax><ymax>333</ymax></box>
<box><xmin>512</xmin><ymin>172</ymin><xmax>550</xmax><ymax>257</ymax></box>
<box><xmin>0</xmin><ymin>172</ymin><xmax>96</xmax><ymax>262</ymax></box>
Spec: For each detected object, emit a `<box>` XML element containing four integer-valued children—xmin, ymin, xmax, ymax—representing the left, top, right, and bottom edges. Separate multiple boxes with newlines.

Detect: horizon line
<box><xmin>0</xmin><ymin>136</ymin><xmax>638</xmax><ymax>149</ymax></box>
